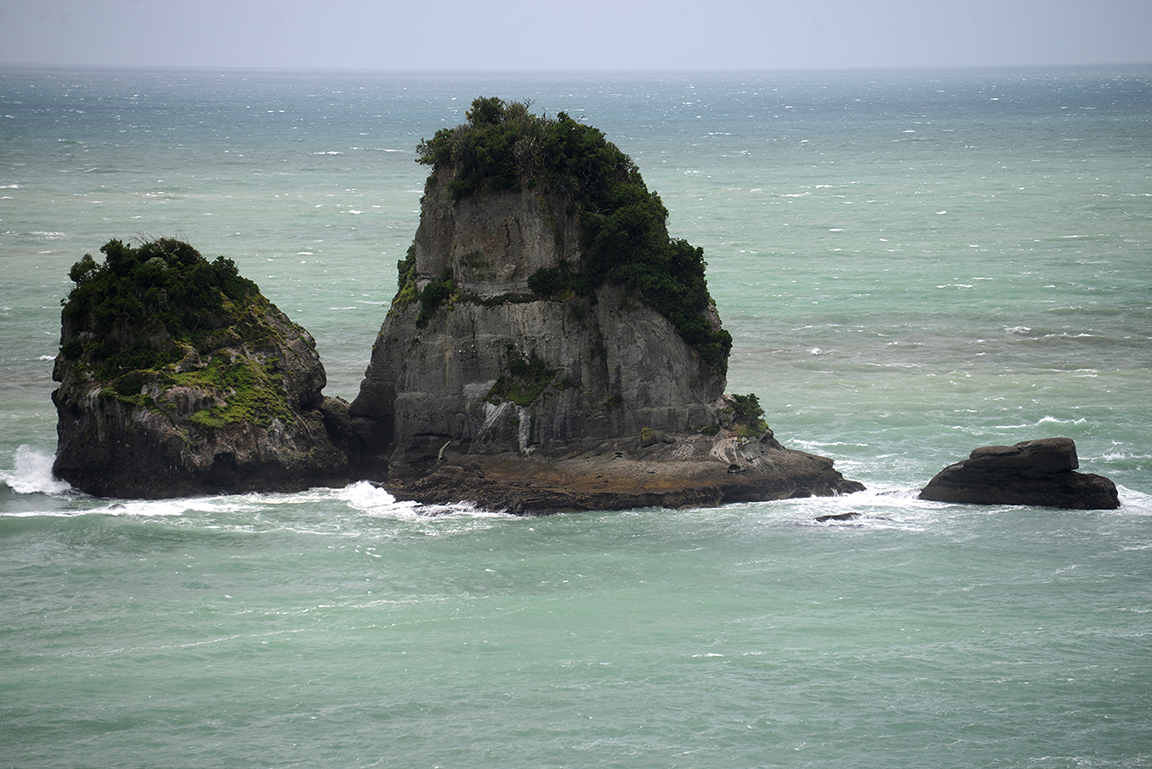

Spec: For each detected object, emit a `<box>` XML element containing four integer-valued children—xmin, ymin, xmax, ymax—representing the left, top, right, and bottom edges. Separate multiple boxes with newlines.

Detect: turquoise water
<box><xmin>2</xmin><ymin>67</ymin><xmax>1151</xmax><ymax>768</ymax></box>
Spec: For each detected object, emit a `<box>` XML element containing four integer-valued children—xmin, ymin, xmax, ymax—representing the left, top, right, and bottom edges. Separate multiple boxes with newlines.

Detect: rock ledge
<box><xmin>392</xmin><ymin>430</ymin><xmax>864</xmax><ymax>515</ymax></box>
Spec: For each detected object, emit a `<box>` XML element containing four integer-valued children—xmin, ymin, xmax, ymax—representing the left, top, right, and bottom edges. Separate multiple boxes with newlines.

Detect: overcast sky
<box><xmin>2</xmin><ymin>0</ymin><xmax>1150</xmax><ymax>72</ymax></box>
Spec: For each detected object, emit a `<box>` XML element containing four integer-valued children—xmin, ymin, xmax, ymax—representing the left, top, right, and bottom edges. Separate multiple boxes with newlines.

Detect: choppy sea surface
<box><xmin>2</xmin><ymin>67</ymin><xmax>1150</xmax><ymax>768</ymax></box>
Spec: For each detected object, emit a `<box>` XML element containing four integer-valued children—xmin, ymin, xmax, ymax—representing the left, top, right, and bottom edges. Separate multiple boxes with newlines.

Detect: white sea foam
<box><xmin>1</xmin><ymin>446</ymin><xmax>71</xmax><ymax>495</ymax></box>
<box><xmin>338</xmin><ymin>480</ymin><xmax>420</xmax><ymax>517</ymax></box>
<box><xmin>92</xmin><ymin>499</ymin><xmax>196</xmax><ymax>517</ymax></box>
<box><xmin>335</xmin><ymin>481</ymin><xmax>514</xmax><ymax>519</ymax></box>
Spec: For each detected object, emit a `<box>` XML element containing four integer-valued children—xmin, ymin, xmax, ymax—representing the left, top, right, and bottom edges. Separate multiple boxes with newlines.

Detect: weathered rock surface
<box><xmin>918</xmin><ymin>437</ymin><xmax>1119</xmax><ymax>509</ymax></box>
<box><xmin>349</xmin><ymin>99</ymin><xmax>863</xmax><ymax>509</ymax></box>
<box><xmin>52</xmin><ymin>239</ymin><xmax>360</xmax><ymax>498</ymax></box>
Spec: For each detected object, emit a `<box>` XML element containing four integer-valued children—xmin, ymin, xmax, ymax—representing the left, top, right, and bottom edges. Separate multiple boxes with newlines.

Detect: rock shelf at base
<box><xmin>391</xmin><ymin>434</ymin><xmax>865</xmax><ymax>514</ymax></box>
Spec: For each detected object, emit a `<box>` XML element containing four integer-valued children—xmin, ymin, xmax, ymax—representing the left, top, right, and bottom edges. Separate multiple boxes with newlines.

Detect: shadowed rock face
<box><xmin>919</xmin><ymin>438</ymin><xmax>1119</xmax><ymax>509</ymax></box>
<box><xmin>52</xmin><ymin>239</ymin><xmax>360</xmax><ymax>498</ymax></box>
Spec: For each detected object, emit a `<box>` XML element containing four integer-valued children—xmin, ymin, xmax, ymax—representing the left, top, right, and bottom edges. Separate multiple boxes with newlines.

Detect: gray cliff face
<box><xmin>415</xmin><ymin>174</ymin><xmax>584</xmax><ymax>298</ymax></box>
<box><xmin>350</xmin><ymin>173</ymin><xmax>726</xmax><ymax>477</ymax></box>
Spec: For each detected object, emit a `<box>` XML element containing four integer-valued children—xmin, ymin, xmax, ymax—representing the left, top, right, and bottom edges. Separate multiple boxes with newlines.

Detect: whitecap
<box><xmin>1102</xmin><ymin>450</ymin><xmax>1134</xmax><ymax>461</ymax></box>
<box><xmin>1037</xmin><ymin>416</ymin><xmax>1087</xmax><ymax>425</ymax></box>
<box><xmin>1</xmin><ymin>446</ymin><xmax>71</xmax><ymax>495</ymax></box>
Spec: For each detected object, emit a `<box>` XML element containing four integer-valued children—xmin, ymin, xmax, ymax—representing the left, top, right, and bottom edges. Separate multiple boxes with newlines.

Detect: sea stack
<box><xmin>52</xmin><ymin>238</ymin><xmax>359</xmax><ymax>498</ymax></box>
<box><xmin>349</xmin><ymin>97</ymin><xmax>863</xmax><ymax>512</ymax></box>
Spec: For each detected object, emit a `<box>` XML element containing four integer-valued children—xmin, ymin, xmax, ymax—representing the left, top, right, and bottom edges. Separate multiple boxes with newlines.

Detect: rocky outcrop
<box><xmin>349</xmin><ymin>98</ymin><xmax>862</xmax><ymax>510</ymax></box>
<box><xmin>918</xmin><ymin>437</ymin><xmax>1119</xmax><ymax>509</ymax></box>
<box><xmin>52</xmin><ymin>238</ymin><xmax>360</xmax><ymax>498</ymax></box>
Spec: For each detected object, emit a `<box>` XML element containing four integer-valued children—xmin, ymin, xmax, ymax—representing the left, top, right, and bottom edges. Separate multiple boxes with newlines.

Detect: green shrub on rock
<box><xmin>61</xmin><ymin>238</ymin><xmax>259</xmax><ymax>345</ymax></box>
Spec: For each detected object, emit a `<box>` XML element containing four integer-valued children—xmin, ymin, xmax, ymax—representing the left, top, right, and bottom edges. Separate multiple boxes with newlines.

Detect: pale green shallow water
<box><xmin>1</xmin><ymin>67</ymin><xmax>1150</xmax><ymax>768</ymax></box>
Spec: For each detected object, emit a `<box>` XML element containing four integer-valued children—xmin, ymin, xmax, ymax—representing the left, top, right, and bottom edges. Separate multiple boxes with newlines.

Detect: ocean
<box><xmin>1</xmin><ymin>66</ymin><xmax>1150</xmax><ymax>768</ymax></box>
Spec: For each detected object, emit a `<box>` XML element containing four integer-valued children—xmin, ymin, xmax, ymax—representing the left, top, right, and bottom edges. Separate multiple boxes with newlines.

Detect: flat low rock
<box><xmin>390</xmin><ymin>431</ymin><xmax>865</xmax><ymax>514</ymax></box>
<box><xmin>918</xmin><ymin>437</ymin><xmax>1119</xmax><ymax>509</ymax></box>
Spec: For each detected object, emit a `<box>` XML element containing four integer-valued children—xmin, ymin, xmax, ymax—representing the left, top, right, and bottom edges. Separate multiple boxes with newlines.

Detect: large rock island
<box><xmin>51</xmin><ymin>99</ymin><xmax>863</xmax><ymax>510</ymax></box>
<box><xmin>348</xmin><ymin>98</ymin><xmax>863</xmax><ymax>512</ymax></box>
<box><xmin>52</xmin><ymin>239</ymin><xmax>359</xmax><ymax>498</ymax></box>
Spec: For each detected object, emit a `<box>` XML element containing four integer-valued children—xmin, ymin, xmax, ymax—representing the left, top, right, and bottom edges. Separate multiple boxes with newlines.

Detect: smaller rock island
<box><xmin>919</xmin><ymin>437</ymin><xmax>1119</xmax><ymax>509</ymax></box>
<box><xmin>52</xmin><ymin>238</ymin><xmax>358</xmax><ymax>498</ymax></box>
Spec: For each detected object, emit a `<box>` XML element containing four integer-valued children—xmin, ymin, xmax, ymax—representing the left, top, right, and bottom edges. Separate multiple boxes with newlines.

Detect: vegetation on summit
<box><xmin>64</xmin><ymin>238</ymin><xmax>256</xmax><ymax>336</ymax></box>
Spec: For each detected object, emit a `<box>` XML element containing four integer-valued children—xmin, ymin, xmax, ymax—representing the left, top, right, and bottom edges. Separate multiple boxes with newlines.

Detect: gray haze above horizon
<box><xmin>1</xmin><ymin>0</ymin><xmax>1150</xmax><ymax>72</ymax></box>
